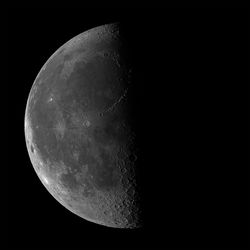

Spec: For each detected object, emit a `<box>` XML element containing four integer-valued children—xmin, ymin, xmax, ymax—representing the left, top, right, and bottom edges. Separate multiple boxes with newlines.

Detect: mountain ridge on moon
<box><xmin>24</xmin><ymin>23</ymin><xmax>142</xmax><ymax>229</ymax></box>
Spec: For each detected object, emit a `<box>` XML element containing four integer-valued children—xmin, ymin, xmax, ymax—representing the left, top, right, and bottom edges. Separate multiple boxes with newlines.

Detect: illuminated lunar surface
<box><xmin>24</xmin><ymin>23</ymin><xmax>142</xmax><ymax>228</ymax></box>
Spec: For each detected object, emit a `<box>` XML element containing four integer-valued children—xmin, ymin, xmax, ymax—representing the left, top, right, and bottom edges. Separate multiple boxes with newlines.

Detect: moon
<box><xmin>24</xmin><ymin>23</ymin><xmax>142</xmax><ymax>228</ymax></box>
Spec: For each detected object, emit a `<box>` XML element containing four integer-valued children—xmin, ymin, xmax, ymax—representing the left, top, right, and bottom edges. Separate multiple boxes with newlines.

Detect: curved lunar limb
<box><xmin>24</xmin><ymin>23</ymin><xmax>142</xmax><ymax>228</ymax></box>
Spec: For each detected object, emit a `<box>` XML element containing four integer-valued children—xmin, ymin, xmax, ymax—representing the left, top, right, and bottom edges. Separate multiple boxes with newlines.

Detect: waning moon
<box><xmin>24</xmin><ymin>23</ymin><xmax>142</xmax><ymax>228</ymax></box>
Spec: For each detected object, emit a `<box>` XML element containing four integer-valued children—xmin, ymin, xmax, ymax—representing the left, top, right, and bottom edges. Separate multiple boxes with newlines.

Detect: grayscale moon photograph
<box><xmin>24</xmin><ymin>23</ymin><xmax>142</xmax><ymax>229</ymax></box>
<box><xmin>7</xmin><ymin>7</ymin><xmax>247</xmax><ymax>250</ymax></box>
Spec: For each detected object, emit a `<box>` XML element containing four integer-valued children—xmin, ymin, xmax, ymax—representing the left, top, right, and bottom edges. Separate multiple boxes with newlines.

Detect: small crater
<box><xmin>129</xmin><ymin>153</ymin><xmax>137</xmax><ymax>163</ymax></box>
<box><xmin>83</xmin><ymin>120</ymin><xmax>91</xmax><ymax>127</ymax></box>
<box><xmin>30</xmin><ymin>145</ymin><xmax>34</xmax><ymax>153</ymax></box>
<box><xmin>126</xmin><ymin>186</ymin><xmax>135</xmax><ymax>197</ymax></box>
<box><xmin>120</xmin><ymin>167</ymin><xmax>127</xmax><ymax>174</ymax></box>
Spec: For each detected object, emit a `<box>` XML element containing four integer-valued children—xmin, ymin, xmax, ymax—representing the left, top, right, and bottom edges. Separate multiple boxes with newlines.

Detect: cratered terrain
<box><xmin>24</xmin><ymin>23</ymin><xmax>142</xmax><ymax>228</ymax></box>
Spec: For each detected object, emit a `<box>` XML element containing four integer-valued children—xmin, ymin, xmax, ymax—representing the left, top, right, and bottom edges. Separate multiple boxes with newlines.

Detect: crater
<box><xmin>30</xmin><ymin>144</ymin><xmax>34</xmax><ymax>153</ymax></box>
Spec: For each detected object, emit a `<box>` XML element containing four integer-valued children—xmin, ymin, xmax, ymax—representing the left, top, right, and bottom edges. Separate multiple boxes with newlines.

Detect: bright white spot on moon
<box><xmin>41</xmin><ymin>174</ymin><xmax>49</xmax><ymax>185</ymax></box>
<box><xmin>47</xmin><ymin>94</ymin><xmax>55</xmax><ymax>103</ymax></box>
